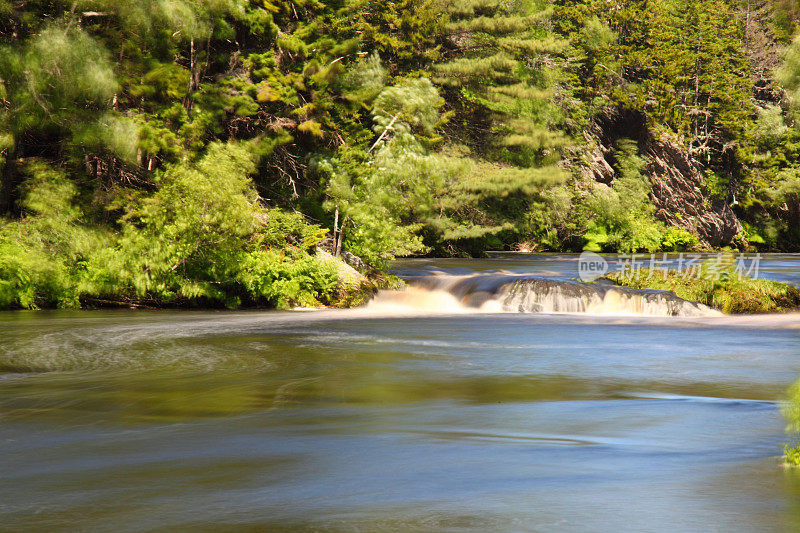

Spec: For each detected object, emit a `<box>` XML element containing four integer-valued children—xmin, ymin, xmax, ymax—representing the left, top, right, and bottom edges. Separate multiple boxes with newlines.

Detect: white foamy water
<box><xmin>366</xmin><ymin>274</ymin><xmax>721</xmax><ymax>317</ymax></box>
<box><xmin>366</xmin><ymin>287</ymin><xmax>473</xmax><ymax>314</ymax></box>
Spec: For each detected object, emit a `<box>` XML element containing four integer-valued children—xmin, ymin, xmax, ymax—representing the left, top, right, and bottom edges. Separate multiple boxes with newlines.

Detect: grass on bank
<box><xmin>604</xmin><ymin>264</ymin><xmax>800</xmax><ymax>314</ymax></box>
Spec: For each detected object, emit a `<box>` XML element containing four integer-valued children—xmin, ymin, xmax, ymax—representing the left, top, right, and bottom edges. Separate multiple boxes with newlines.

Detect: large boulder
<box><xmin>315</xmin><ymin>238</ymin><xmax>371</xmax><ymax>273</ymax></box>
<box><xmin>314</xmin><ymin>250</ymin><xmax>366</xmax><ymax>288</ymax></box>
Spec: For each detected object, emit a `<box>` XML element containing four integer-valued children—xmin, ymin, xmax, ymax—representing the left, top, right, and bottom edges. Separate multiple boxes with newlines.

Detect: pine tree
<box><xmin>646</xmin><ymin>0</ymin><xmax>754</xmax><ymax>167</ymax></box>
<box><xmin>551</xmin><ymin>0</ymin><xmax>653</xmax><ymax>118</ymax></box>
<box><xmin>737</xmin><ymin>0</ymin><xmax>780</xmax><ymax>103</ymax></box>
<box><xmin>429</xmin><ymin>0</ymin><xmax>568</xmax><ymax>247</ymax></box>
<box><xmin>347</xmin><ymin>0</ymin><xmax>444</xmax><ymax>74</ymax></box>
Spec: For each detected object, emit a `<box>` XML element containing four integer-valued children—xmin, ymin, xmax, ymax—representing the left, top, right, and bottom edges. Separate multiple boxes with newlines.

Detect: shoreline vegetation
<box><xmin>603</xmin><ymin>267</ymin><xmax>800</xmax><ymax>314</ymax></box>
<box><xmin>0</xmin><ymin>145</ymin><xmax>397</xmax><ymax>311</ymax></box>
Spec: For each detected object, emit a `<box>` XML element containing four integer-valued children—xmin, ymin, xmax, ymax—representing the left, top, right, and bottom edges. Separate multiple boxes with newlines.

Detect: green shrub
<box><xmin>528</xmin><ymin>139</ymin><xmax>701</xmax><ymax>254</ymax></box>
<box><xmin>661</xmin><ymin>227</ymin><xmax>699</xmax><ymax>251</ymax></box>
<box><xmin>79</xmin><ymin>142</ymin><xmax>342</xmax><ymax>309</ymax></box>
<box><xmin>581</xmin><ymin>139</ymin><xmax>670</xmax><ymax>253</ymax></box>
<box><xmin>261</xmin><ymin>209</ymin><xmax>328</xmax><ymax>251</ymax></box>
<box><xmin>0</xmin><ymin>144</ymin><xmax>348</xmax><ymax>311</ymax></box>
<box><xmin>0</xmin><ymin>161</ymin><xmax>103</xmax><ymax>309</ymax></box>
<box><xmin>239</xmin><ymin>250</ymin><xmax>339</xmax><ymax>309</ymax></box>
<box><xmin>82</xmin><ymin>143</ymin><xmax>261</xmax><ymax>304</ymax></box>
<box><xmin>783</xmin><ymin>381</ymin><xmax>800</xmax><ymax>467</ymax></box>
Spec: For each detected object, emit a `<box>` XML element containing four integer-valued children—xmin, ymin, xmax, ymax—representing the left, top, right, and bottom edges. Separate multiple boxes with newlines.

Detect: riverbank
<box><xmin>6</xmin><ymin>250</ymin><xmax>800</xmax><ymax>313</ymax></box>
<box><xmin>0</xmin><ymin>238</ymin><xmax>399</xmax><ymax>312</ymax></box>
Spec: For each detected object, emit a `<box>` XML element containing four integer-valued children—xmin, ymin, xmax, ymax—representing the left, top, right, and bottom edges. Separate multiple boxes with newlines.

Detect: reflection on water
<box><xmin>2</xmin><ymin>254</ymin><xmax>800</xmax><ymax>531</ymax></box>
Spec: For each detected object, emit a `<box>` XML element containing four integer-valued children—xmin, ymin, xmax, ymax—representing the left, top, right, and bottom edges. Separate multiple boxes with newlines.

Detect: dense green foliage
<box><xmin>1</xmin><ymin>144</ymin><xmax>344</xmax><ymax>309</ymax></box>
<box><xmin>533</xmin><ymin>139</ymin><xmax>700</xmax><ymax>252</ymax></box>
<box><xmin>3</xmin><ymin>0</ymin><xmax>800</xmax><ymax>308</ymax></box>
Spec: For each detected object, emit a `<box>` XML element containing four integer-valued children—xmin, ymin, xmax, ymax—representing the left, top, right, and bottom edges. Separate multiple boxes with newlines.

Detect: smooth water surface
<box><xmin>3</xmin><ymin>254</ymin><xmax>800</xmax><ymax>531</ymax></box>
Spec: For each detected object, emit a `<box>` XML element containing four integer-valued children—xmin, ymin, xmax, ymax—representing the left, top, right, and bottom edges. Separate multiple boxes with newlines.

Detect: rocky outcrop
<box><xmin>581</xmin><ymin>132</ymin><xmax>615</xmax><ymax>185</ymax></box>
<box><xmin>583</xmin><ymin>108</ymin><xmax>742</xmax><ymax>248</ymax></box>
<box><xmin>313</xmin><ymin>243</ymin><xmax>404</xmax><ymax>308</ymax></box>
<box><xmin>315</xmin><ymin>237</ymin><xmax>371</xmax><ymax>273</ymax></box>
<box><xmin>315</xmin><ymin>250</ymin><xmax>366</xmax><ymax>287</ymax></box>
<box><xmin>646</xmin><ymin>139</ymin><xmax>741</xmax><ymax>247</ymax></box>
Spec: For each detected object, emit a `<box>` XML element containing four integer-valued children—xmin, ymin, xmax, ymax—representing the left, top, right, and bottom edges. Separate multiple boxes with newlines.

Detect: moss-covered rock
<box><xmin>314</xmin><ymin>250</ymin><xmax>403</xmax><ymax>308</ymax></box>
<box><xmin>330</xmin><ymin>272</ymin><xmax>404</xmax><ymax>309</ymax></box>
<box><xmin>603</xmin><ymin>268</ymin><xmax>800</xmax><ymax>314</ymax></box>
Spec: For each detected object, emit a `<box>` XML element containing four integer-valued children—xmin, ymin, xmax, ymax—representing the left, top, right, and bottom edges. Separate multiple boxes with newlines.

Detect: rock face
<box><xmin>646</xmin><ymin>139</ymin><xmax>742</xmax><ymax>247</ymax></box>
<box><xmin>584</xmin><ymin>108</ymin><xmax>742</xmax><ymax>248</ymax></box>
<box><xmin>581</xmin><ymin>131</ymin><xmax>616</xmax><ymax>186</ymax></box>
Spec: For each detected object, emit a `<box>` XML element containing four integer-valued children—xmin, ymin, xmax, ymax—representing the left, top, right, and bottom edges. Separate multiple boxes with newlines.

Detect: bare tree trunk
<box><xmin>185</xmin><ymin>39</ymin><xmax>196</xmax><ymax>114</ymax></box>
<box><xmin>332</xmin><ymin>208</ymin><xmax>339</xmax><ymax>252</ymax></box>
<box><xmin>335</xmin><ymin>217</ymin><xmax>346</xmax><ymax>258</ymax></box>
<box><xmin>368</xmin><ymin>113</ymin><xmax>401</xmax><ymax>153</ymax></box>
<box><xmin>0</xmin><ymin>142</ymin><xmax>20</xmax><ymax>216</ymax></box>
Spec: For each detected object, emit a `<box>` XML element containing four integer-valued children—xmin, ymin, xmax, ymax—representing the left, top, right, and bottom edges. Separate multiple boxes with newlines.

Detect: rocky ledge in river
<box><xmin>604</xmin><ymin>269</ymin><xmax>800</xmax><ymax>314</ymax></box>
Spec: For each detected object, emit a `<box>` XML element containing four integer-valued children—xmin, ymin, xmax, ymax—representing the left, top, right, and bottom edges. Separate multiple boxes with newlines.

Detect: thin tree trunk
<box><xmin>0</xmin><ymin>141</ymin><xmax>20</xmax><ymax>216</ymax></box>
<box><xmin>333</xmin><ymin>208</ymin><xmax>339</xmax><ymax>252</ymax></box>
<box><xmin>368</xmin><ymin>113</ymin><xmax>401</xmax><ymax>153</ymax></box>
<box><xmin>335</xmin><ymin>217</ymin><xmax>346</xmax><ymax>258</ymax></box>
<box><xmin>185</xmin><ymin>39</ymin><xmax>196</xmax><ymax>114</ymax></box>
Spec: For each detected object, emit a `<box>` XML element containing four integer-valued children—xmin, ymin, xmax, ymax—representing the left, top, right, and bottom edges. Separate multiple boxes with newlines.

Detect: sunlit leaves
<box><xmin>1</xmin><ymin>24</ymin><xmax>117</xmax><ymax>131</ymax></box>
<box><xmin>372</xmin><ymin>78</ymin><xmax>444</xmax><ymax>138</ymax></box>
<box><xmin>0</xmin><ymin>162</ymin><xmax>102</xmax><ymax>308</ymax></box>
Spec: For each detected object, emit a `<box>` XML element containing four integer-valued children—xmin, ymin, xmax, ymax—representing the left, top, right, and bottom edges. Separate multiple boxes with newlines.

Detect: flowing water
<box><xmin>3</xmin><ymin>254</ymin><xmax>800</xmax><ymax>531</ymax></box>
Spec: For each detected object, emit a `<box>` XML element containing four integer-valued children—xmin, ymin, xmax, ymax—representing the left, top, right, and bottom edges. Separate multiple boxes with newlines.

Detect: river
<box><xmin>2</xmin><ymin>254</ymin><xmax>800</xmax><ymax>531</ymax></box>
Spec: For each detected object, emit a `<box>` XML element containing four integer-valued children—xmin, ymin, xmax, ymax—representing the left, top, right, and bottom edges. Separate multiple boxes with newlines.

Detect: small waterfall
<box><xmin>367</xmin><ymin>274</ymin><xmax>720</xmax><ymax>317</ymax></box>
<box><xmin>498</xmin><ymin>278</ymin><xmax>715</xmax><ymax>316</ymax></box>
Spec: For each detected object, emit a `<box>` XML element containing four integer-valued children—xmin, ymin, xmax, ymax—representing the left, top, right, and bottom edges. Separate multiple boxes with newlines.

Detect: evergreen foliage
<box><xmin>0</xmin><ymin>162</ymin><xmax>101</xmax><ymax>308</ymax></box>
